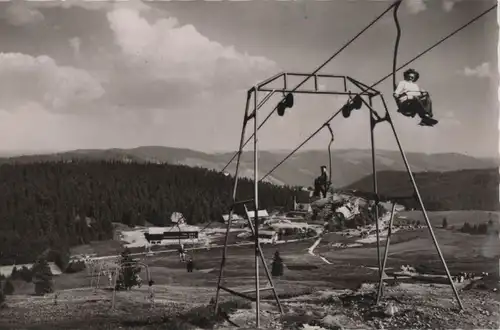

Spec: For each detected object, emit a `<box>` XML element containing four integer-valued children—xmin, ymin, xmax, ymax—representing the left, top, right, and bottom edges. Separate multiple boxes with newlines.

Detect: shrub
<box><xmin>2</xmin><ymin>279</ymin><xmax>14</xmax><ymax>295</ymax></box>
<box><xmin>65</xmin><ymin>260</ymin><xmax>87</xmax><ymax>274</ymax></box>
<box><xmin>115</xmin><ymin>248</ymin><xmax>142</xmax><ymax>291</ymax></box>
<box><xmin>0</xmin><ymin>286</ymin><xmax>5</xmax><ymax>306</ymax></box>
<box><xmin>271</xmin><ymin>250</ymin><xmax>284</xmax><ymax>277</ymax></box>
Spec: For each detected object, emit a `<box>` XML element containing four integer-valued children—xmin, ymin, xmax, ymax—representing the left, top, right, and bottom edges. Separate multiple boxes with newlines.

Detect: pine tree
<box><xmin>3</xmin><ymin>279</ymin><xmax>14</xmax><ymax>295</ymax></box>
<box><xmin>10</xmin><ymin>267</ymin><xmax>19</xmax><ymax>280</ymax></box>
<box><xmin>461</xmin><ymin>221</ymin><xmax>472</xmax><ymax>233</ymax></box>
<box><xmin>472</xmin><ymin>224</ymin><xmax>479</xmax><ymax>234</ymax></box>
<box><xmin>271</xmin><ymin>250</ymin><xmax>284</xmax><ymax>277</ymax></box>
<box><xmin>115</xmin><ymin>248</ymin><xmax>142</xmax><ymax>291</ymax></box>
<box><xmin>19</xmin><ymin>266</ymin><xmax>33</xmax><ymax>283</ymax></box>
<box><xmin>32</xmin><ymin>258</ymin><xmax>54</xmax><ymax>296</ymax></box>
<box><xmin>0</xmin><ymin>285</ymin><xmax>4</xmax><ymax>306</ymax></box>
<box><xmin>442</xmin><ymin>217</ymin><xmax>448</xmax><ymax>229</ymax></box>
<box><xmin>478</xmin><ymin>223</ymin><xmax>488</xmax><ymax>235</ymax></box>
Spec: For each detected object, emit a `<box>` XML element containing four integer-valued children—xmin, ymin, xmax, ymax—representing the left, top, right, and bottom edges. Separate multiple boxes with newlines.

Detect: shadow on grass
<box><xmin>261</xmin><ymin>287</ymin><xmax>316</xmax><ymax>301</ymax></box>
<box><xmin>280</xmin><ymin>313</ymin><xmax>330</xmax><ymax>330</ymax></box>
<box><xmin>119</xmin><ymin>299</ymin><xmax>252</xmax><ymax>329</ymax></box>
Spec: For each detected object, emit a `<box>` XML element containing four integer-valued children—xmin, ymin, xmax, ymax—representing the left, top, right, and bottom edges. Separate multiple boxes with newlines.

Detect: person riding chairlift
<box><xmin>313</xmin><ymin>166</ymin><xmax>330</xmax><ymax>199</ymax></box>
<box><xmin>393</xmin><ymin>69</ymin><xmax>434</xmax><ymax>125</ymax></box>
<box><xmin>311</xmin><ymin>167</ymin><xmax>345</xmax><ymax>221</ymax></box>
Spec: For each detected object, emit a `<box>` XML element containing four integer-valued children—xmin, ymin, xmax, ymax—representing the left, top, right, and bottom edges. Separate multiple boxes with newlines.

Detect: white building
<box><xmin>222</xmin><ymin>214</ymin><xmax>245</xmax><ymax>223</ymax></box>
<box><xmin>246</xmin><ymin>210</ymin><xmax>270</xmax><ymax>220</ymax></box>
<box><xmin>257</xmin><ymin>230</ymin><xmax>278</xmax><ymax>244</ymax></box>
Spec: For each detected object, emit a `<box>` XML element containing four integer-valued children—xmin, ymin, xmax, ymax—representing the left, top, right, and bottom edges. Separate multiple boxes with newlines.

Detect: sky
<box><xmin>0</xmin><ymin>0</ymin><xmax>497</xmax><ymax>158</ymax></box>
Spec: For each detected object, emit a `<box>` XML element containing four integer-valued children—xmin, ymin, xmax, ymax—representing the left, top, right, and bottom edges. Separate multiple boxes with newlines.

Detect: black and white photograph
<box><xmin>0</xmin><ymin>0</ymin><xmax>498</xmax><ymax>329</ymax></box>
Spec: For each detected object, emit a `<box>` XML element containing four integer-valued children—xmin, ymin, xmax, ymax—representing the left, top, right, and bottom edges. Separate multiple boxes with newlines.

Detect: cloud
<box><xmin>106</xmin><ymin>8</ymin><xmax>277</xmax><ymax>102</ymax></box>
<box><xmin>405</xmin><ymin>0</ymin><xmax>427</xmax><ymax>14</ymax></box>
<box><xmin>3</xmin><ymin>2</ymin><xmax>45</xmax><ymax>26</ymax></box>
<box><xmin>26</xmin><ymin>0</ymin><xmax>150</xmax><ymax>12</ymax></box>
<box><xmin>69</xmin><ymin>37</ymin><xmax>81</xmax><ymax>59</ymax></box>
<box><xmin>0</xmin><ymin>53</ymin><xmax>104</xmax><ymax>113</ymax></box>
<box><xmin>439</xmin><ymin>111</ymin><xmax>462</xmax><ymax>127</ymax></box>
<box><xmin>442</xmin><ymin>0</ymin><xmax>463</xmax><ymax>12</ymax></box>
<box><xmin>462</xmin><ymin>62</ymin><xmax>494</xmax><ymax>79</ymax></box>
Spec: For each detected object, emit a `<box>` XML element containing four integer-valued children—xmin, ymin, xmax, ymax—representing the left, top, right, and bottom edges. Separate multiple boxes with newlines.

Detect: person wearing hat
<box><xmin>394</xmin><ymin>69</ymin><xmax>434</xmax><ymax>125</ymax></box>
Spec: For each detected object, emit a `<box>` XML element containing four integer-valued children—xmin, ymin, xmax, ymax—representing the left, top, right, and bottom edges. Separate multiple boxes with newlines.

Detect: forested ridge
<box><xmin>345</xmin><ymin>168</ymin><xmax>500</xmax><ymax>211</ymax></box>
<box><xmin>0</xmin><ymin>161</ymin><xmax>297</xmax><ymax>265</ymax></box>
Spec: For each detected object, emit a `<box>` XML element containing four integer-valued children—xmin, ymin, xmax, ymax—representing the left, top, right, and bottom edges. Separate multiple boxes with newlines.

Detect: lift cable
<box><xmin>220</xmin><ymin>0</ymin><xmax>401</xmax><ymax>173</ymax></box>
<box><xmin>259</xmin><ymin>3</ymin><xmax>497</xmax><ymax>182</ymax></box>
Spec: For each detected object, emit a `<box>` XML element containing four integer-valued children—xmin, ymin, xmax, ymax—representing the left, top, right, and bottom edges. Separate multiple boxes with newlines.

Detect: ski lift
<box><xmin>311</xmin><ymin>123</ymin><xmax>334</xmax><ymax>201</ymax></box>
<box><xmin>341</xmin><ymin>93</ymin><xmax>363</xmax><ymax>118</ymax></box>
<box><xmin>277</xmin><ymin>93</ymin><xmax>294</xmax><ymax>116</ymax></box>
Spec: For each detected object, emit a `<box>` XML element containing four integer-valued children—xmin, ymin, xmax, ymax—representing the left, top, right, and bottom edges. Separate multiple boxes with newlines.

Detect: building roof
<box><xmin>148</xmin><ymin>227</ymin><xmax>166</xmax><ymax>235</ymax></box>
<box><xmin>144</xmin><ymin>233</ymin><xmax>165</xmax><ymax>240</ymax></box>
<box><xmin>246</xmin><ymin>210</ymin><xmax>269</xmax><ymax>219</ymax></box>
<box><xmin>270</xmin><ymin>222</ymin><xmax>309</xmax><ymax>229</ymax></box>
<box><xmin>222</xmin><ymin>214</ymin><xmax>245</xmax><ymax>222</ymax></box>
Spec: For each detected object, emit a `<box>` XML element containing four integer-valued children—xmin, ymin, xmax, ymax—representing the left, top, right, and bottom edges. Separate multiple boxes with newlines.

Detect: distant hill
<box><xmin>1</xmin><ymin>146</ymin><xmax>497</xmax><ymax>187</ymax></box>
<box><xmin>345</xmin><ymin>168</ymin><xmax>500</xmax><ymax>211</ymax></box>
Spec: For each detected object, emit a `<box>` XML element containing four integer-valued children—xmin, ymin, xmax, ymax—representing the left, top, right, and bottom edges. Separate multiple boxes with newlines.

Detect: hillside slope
<box><xmin>345</xmin><ymin>168</ymin><xmax>500</xmax><ymax>211</ymax></box>
<box><xmin>2</xmin><ymin>146</ymin><xmax>497</xmax><ymax>187</ymax></box>
<box><xmin>0</xmin><ymin>161</ymin><xmax>299</xmax><ymax>265</ymax></box>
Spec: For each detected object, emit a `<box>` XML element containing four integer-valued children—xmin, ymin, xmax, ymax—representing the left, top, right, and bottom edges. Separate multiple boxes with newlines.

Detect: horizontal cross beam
<box><xmin>254</xmin><ymin>72</ymin><xmax>380</xmax><ymax>98</ymax></box>
<box><xmin>257</xmin><ymin>88</ymin><xmax>373</xmax><ymax>96</ymax></box>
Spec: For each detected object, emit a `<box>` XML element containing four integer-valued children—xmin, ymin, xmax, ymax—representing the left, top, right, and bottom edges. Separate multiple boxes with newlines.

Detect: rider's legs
<box><xmin>319</xmin><ymin>185</ymin><xmax>327</xmax><ymax>199</ymax></box>
<box><xmin>313</xmin><ymin>178</ymin><xmax>322</xmax><ymax>198</ymax></box>
<box><xmin>404</xmin><ymin>98</ymin><xmax>430</xmax><ymax>121</ymax></box>
<box><xmin>416</xmin><ymin>93</ymin><xmax>433</xmax><ymax>117</ymax></box>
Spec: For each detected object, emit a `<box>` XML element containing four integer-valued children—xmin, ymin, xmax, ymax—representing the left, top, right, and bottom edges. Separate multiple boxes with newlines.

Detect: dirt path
<box><xmin>307</xmin><ymin>237</ymin><xmax>332</xmax><ymax>265</ymax></box>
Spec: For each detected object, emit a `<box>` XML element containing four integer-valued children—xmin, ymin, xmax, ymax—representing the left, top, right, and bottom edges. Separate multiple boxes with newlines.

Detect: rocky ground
<box><xmin>218</xmin><ymin>277</ymin><xmax>500</xmax><ymax>330</ymax></box>
<box><xmin>1</xmin><ymin>275</ymin><xmax>498</xmax><ymax>329</ymax></box>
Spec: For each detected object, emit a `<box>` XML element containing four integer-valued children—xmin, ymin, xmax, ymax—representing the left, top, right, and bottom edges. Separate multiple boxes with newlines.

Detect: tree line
<box><xmin>0</xmin><ymin>161</ymin><xmax>301</xmax><ymax>265</ymax></box>
<box><xmin>346</xmin><ymin>168</ymin><xmax>500</xmax><ymax>211</ymax></box>
<box><xmin>442</xmin><ymin>217</ymin><xmax>498</xmax><ymax>235</ymax></box>
<box><xmin>0</xmin><ymin>257</ymin><xmax>54</xmax><ymax>305</ymax></box>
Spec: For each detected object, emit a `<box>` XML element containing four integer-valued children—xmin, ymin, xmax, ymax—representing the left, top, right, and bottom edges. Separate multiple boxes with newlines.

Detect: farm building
<box><xmin>222</xmin><ymin>213</ymin><xmax>247</xmax><ymax>227</ymax></box>
<box><xmin>222</xmin><ymin>214</ymin><xmax>245</xmax><ymax>223</ymax></box>
<box><xmin>246</xmin><ymin>210</ymin><xmax>270</xmax><ymax>221</ymax></box>
<box><xmin>294</xmin><ymin>196</ymin><xmax>312</xmax><ymax>213</ymax></box>
<box><xmin>148</xmin><ymin>227</ymin><xmax>165</xmax><ymax>234</ymax></box>
<box><xmin>258</xmin><ymin>230</ymin><xmax>279</xmax><ymax>243</ymax></box>
<box><xmin>144</xmin><ymin>227</ymin><xmax>168</xmax><ymax>244</ymax></box>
